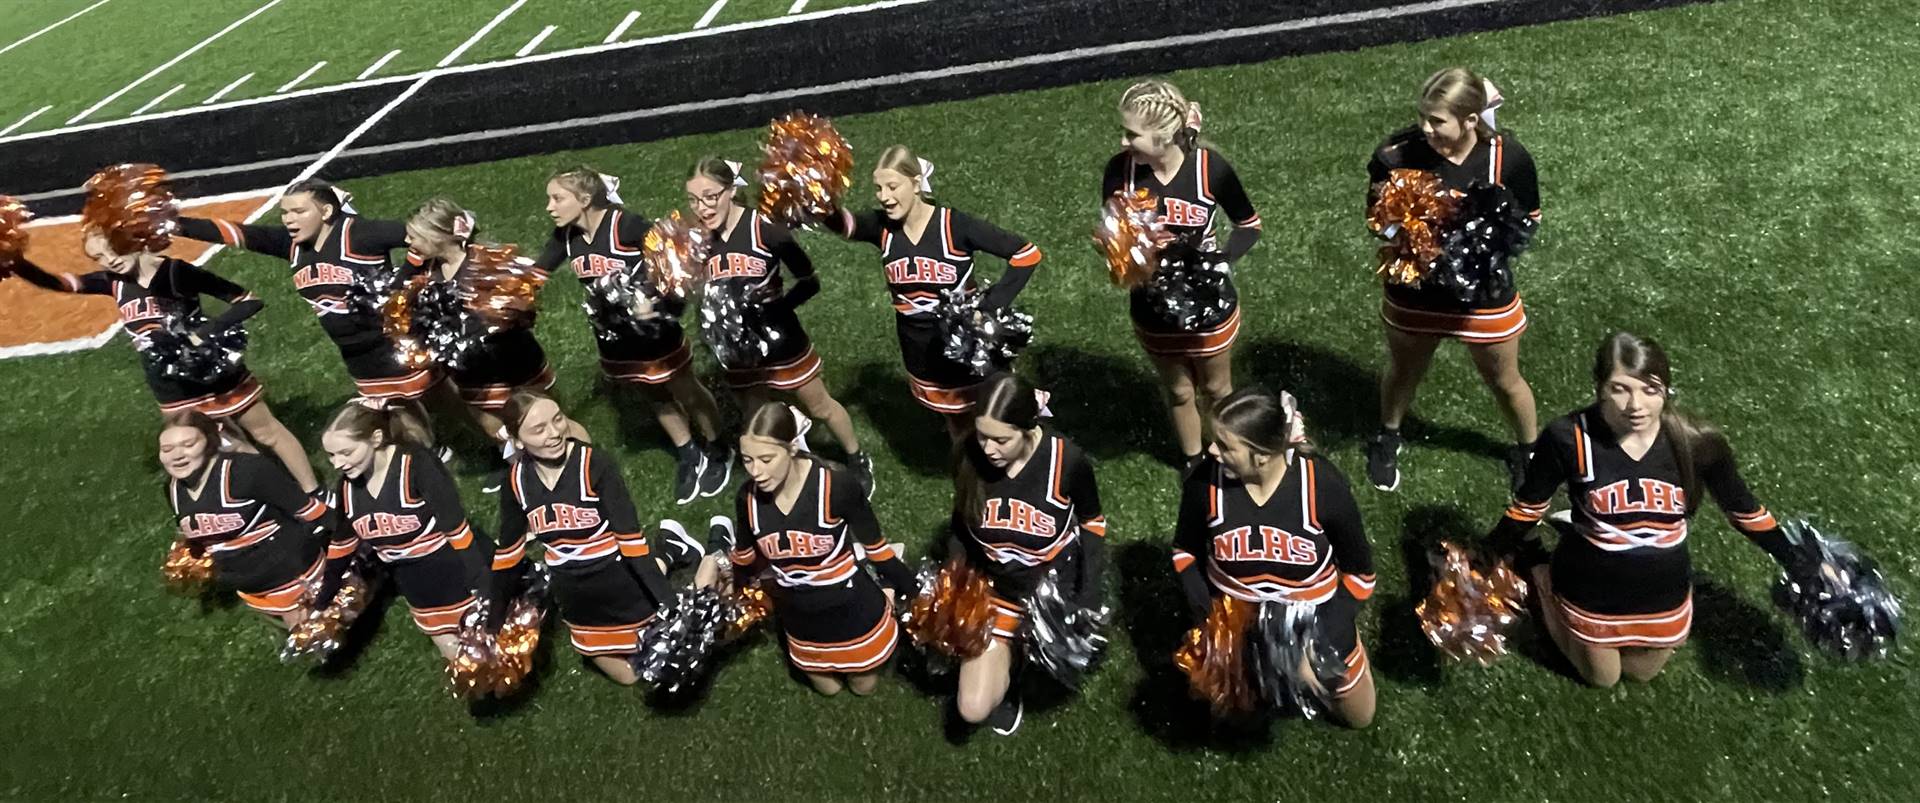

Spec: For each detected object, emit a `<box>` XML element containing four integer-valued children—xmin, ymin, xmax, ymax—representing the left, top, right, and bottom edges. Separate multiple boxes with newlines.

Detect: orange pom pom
<box><xmin>1093</xmin><ymin>189</ymin><xmax>1167</xmax><ymax>289</ymax></box>
<box><xmin>0</xmin><ymin>195</ymin><xmax>32</xmax><ymax>278</ymax></box>
<box><xmin>903</xmin><ymin>558</ymin><xmax>996</xmax><ymax>660</ymax></box>
<box><xmin>1366</xmin><ymin>168</ymin><xmax>1459</xmax><ymax>285</ymax></box>
<box><xmin>1172</xmin><ymin>596</ymin><xmax>1258</xmax><ymax>716</ymax></box>
<box><xmin>726</xmin><ymin>583</ymin><xmax>772</xmax><ymax>639</ymax></box>
<box><xmin>642</xmin><ymin>210</ymin><xmax>710</xmax><ymax>300</ymax></box>
<box><xmin>81</xmin><ymin>164</ymin><xmax>178</xmax><ymax>255</ymax></box>
<box><xmin>458</xmin><ymin>243</ymin><xmax>545</xmax><ymax>331</ymax></box>
<box><xmin>1416</xmin><ymin>541</ymin><xmax>1529</xmax><ymax>665</ymax></box>
<box><xmin>160</xmin><ymin>538</ymin><xmax>213</xmax><ymax>595</ymax></box>
<box><xmin>756</xmin><ymin>111</ymin><xmax>855</xmax><ymax>227</ymax></box>
<box><xmin>488</xmin><ymin>594</ymin><xmax>545</xmax><ymax>696</ymax></box>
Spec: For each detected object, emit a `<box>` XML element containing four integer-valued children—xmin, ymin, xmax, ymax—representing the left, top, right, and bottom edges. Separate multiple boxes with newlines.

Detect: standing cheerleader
<box><xmin>827</xmin><ymin>147</ymin><xmax>1044</xmax><ymax>438</ymax></box>
<box><xmin>1489</xmin><ymin>332</ymin><xmax>1803</xmax><ymax>687</ymax></box>
<box><xmin>1366</xmin><ymin>68</ymin><xmax>1540</xmax><ymax>493</ymax></box>
<box><xmin>161</xmin><ymin>411</ymin><xmax>338</xmax><ymax>628</ymax></box>
<box><xmin>1104</xmin><ymin>80</ymin><xmax>1263</xmax><ymax>469</ymax></box>
<box><xmin>403</xmin><ymin>199</ymin><xmax>557</xmax><ymax>443</ymax></box>
<box><xmin>176</xmin><ymin>179</ymin><xmax>440</xmax><ymax>403</ymax></box>
<box><xmin>949</xmin><ymin>373</ymin><xmax>1107</xmax><ymax>735</ymax></box>
<box><xmin>1171</xmin><ymin>387</ymin><xmax>1376</xmax><ymax>728</ymax></box>
<box><xmin>684</xmin><ymin>158</ymin><xmax>872</xmax><ymax>493</ymax></box>
<box><xmin>11</xmin><ymin>238</ymin><xmax>319</xmax><ymax>492</ymax></box>
<box><xmin>537</xmin><ymin>167</ymin><xmax>730</xmax><ymax>503</ymax></box>
<box><xmin>319</xmin><ymin>401</ymin><xmax>493</xmax><ymax>660</ymax></box>
<box><xmin>699</xmin><ymin>402</ymin><xmax>916</xmax><ymax>697</ymax></box>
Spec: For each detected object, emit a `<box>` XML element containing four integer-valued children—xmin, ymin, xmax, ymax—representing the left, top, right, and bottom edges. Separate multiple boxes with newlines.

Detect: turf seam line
<box><xmin>65</xmin><ymin>0</ymin><xmax>283</xmax><ymax>125</ymax></box>
<box><xmin>0</xmin><ymin>0</ymin><xmax>112</xmax><ymax>58</ymax></box>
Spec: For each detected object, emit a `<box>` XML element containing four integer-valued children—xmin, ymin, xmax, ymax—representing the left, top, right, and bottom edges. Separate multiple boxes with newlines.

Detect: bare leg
<box><xmin>639</xmin><ymin>381</ymin><xmax>695</xmax><ymax>448</ymax></box>
<box><xmin>1531</xmin><ymin>564</ymin><xmax>1621</xmax><ymax>687</ymax></box>
<box><xmin>666</xmin><ymin>371</ymin><xmax>723</xmax><ymax>443</ymax></box>
<box><xmin>805</xmin><ymin>671</ymin><xmax>846</xmax><ymax>696</ymax></box>
<box><xmin>1331</xmin><ymin>644</ymin><xmax>1376</xmax><ymax>729</ymax></box>
<box><xmin>1192</xmin><ymin>349</ymin><xmax>1234</xmax><ymax>450</ymax></box>
<box><xmin>430</xmin><ymin>633</ymin><xmax>460</xmax><ymax>661</ymax></box>
<box><xmin>1147</xmin><ymin>353</ymin><xmax>1204</xmax><ymax>459</ymax></box>
<box><xmin>1619</xmin><ymin>647</ymin><xmax>1678</xmax><ymax>683</ymax></box>
<box><xmin>956</xmin><ymin>639</ymin><xmax>1015</xmax><ymax>723</ymax></box>
<box><xmin>846</xmin><ymin>669</ymin><xmax>882</xmax><ymax>696</ymax></box>
<box><xmin>1380</xmin><ymin>327</ymin><xmax>1444</xmax><ymax>431</ymax></box>
<box><xmin>232</xmin><ymin>401</ymin><xmax>320</xmax><ymax>492</ymax></box>
<box><xmin>788</xmin><ymin>377</ymin><xmax>860</xmax><ymax>454</ymax></box>
<box><xmin>1466</xmin><ymin>338</ymin><xmax>1538</xmax><ymax>444</ymax></box>
<box><xmin>594</xmin><ymin>655</ymin><xmax>640</xmax><ymax>686</ymax></box>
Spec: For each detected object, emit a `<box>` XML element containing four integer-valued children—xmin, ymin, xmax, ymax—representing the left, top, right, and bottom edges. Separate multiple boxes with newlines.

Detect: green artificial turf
<box><xmin>3</xmin><ymin>0</ymin><xmax>1918</xmax><ymax>799</ymax></box>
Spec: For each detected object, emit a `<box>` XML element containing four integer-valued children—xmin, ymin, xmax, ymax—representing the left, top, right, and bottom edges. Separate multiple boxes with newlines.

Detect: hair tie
<box><xmin>1184</xmin><ymin>102</ymin><xmax>1204</xmax><ymax>133</ymax></box>
<box><xmin>786</xmin><ymin>405</ymin><xmax>814</xmax><ymax>453</ymax></box>
<box><xmin>596</xmin><ymin>172</ymin><xmax>625</xmax><ymax>206</ymax></box>
<box><xmin>915</xmin><ymin>158</ymin><xmax>935</xmax><ymax>194</ymax></box>
<box><xmin>452</xmin><ymin>211</ymin><xmax>476</xmax><ymax>240</ymax></box>
<box><xmin>1033</xmin><ymin>388</ymin><xmax>1054</xmax><ymax>419</ymax></box>
<box><xmin>724</xmin><ymin>159</ymin><xmax>748</xmax><ymax>188</ymax></box>
<box><xmin>1480</xmin><ymin>78</ymin><xmax>1503</xmax><ymax>130</ymax></box>
<box><xmin>1279</xmin><ymin>390</ymin><xmax>1307</xmax><ymax>446</ymax></box>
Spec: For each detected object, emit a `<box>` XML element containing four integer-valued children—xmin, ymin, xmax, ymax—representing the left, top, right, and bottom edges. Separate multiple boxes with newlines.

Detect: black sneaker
<box><xmin>707</xmin><ymin>515</ymin><xmax>735</xmax><ymax>552</ymax></box>
<box><xmin>848</xmin><ymin>452</ymin><xmax>876</xmax><ymax>499</ymax></box>
<box><xmin>655</xmin><ymin>519</ymin><xmax>705</xmax><ymax>570</ymax></box>
<box><xmin>673</xmin><ymin>448</ymin><xmax>705</xmax><ymax>505</ymax></box>
<box><xmin>987</xmin><ymin>694</ymin><xmax>1023</xmax><ymax>736</ymax></box>
<box><xmin>1366</xmin><ymin>430</ymin><xmax>1403</xmax><ymax>492</ymax></box>
<box><xmin>698</xmin><ymin>445</ymin><xmax>733</xmax><ymax>498</ymax></box>
<box><xmin>435</xmin><ymin>445</ymin><xmax>456</xmax><ymax>466</ymax></box>
<box><xmin>1505</xmin><ymin>442</ymin><xmax>1534</xmax><ymax>493</ymax></box>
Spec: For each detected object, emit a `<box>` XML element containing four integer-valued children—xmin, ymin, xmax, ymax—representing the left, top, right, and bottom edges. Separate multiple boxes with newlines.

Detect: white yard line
<box><xmin>5</xmin><ymin>0</ymin><xmax>932</xmax><ymax>144</ymax></box>
<box><xmin>130</xmin><ymin>83</ymin><xmax>186</xmax><ymax>116</ymax></box>
<box><xmin>516</xmin><ymin>25</ymin><xmax>557</xmax><ymax>57</ymax></box>
<box><xmin>0</xmin><ymin>0</ymin><xmax>112</xmax><ymax>58</ymax></box>
<box><xmin>694</xmin><ymin>0</ymin><xmax>731</xmax><ymax>29</ymax></box>
<box><xmin>0</xmin><ymin>105</ymin><xmax>53</xmax><ymax>137</ymax></box>
<box><xmin>788</xmin><ymin>0</ymin><xmax>810</xmax><ymax>14</ymax></box>
<box><xmin>66</xmin><ymin>0</ymin><xmax>283</xmax><ymax>124</ymax></box>
<box><xmin>203</xmin><ymin>72</ymin><xmax>254</xmax><ymax>104</ymax></box>
<box><xmin>605</xmin><ymin>10</ymin><xmax>641</xmax><ymax>43</ymax></box>
<box><xmin>276</xmin><ymin>60</ymin><xmax>328</xmax><ymax>93</ymax></box>
<box><xmin>438</xmin><ymin>0</ymin><xmax>527</xmax><ymax>67</ymax></box>
<box><xmin>358</xmin><ymin>49</ymin><xmax>402</xmax><ymax>80</ymax></box>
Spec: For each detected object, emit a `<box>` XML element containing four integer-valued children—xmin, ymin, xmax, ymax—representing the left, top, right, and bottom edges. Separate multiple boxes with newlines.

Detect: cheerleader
<box><xmin>537</xmin><ymin>167</ymin><xmax>731</xmax><ymax>504</ymax></box>
<box><xmin>826</xmin><ymin>146</ymin><xmax>1044</xmax><ymax>439</ymax></box>
<box><xmin>1366</xmin><ymin>68</ymin><xmax>1540</xmax><ymax>493</ymax></box>
<box><xmin>697</xmin><ymin>402</ymin><xmax>915</xmax><ymax>697</ymax></box>
<box><xmin>1104</xmin><ymin>80</ymin><xmax>1263</xmax><ymax>469</ymax></box>
<box><xmin>684</xmin><ymin>158</ymin><xmax>872</xmax><ymax>494</ymax></box>
<box><xmin>488</xmin><ymin>391</ymin><xmax>707</xmax><ymax>685</ymax></box>
<box><xmin>1171</xmin><ymin>387</ymin><xmax>1376</xmax><ymax>728</ymax></box>
<box><xmin>176</xmin><ymin>179</ymin><xmax>441</xmax><ymax>403</ymax></box>
<box><xmin>11</xmin><ymin>238</ymin><xmax>320</xmax><ymax>492</ymax></box>
<box><xmin>403</xmin><ymin>198</ymin><xmax>558</xmax><ymax>443</ymax></box>
<box><xmin>1489</xmin><ymin>332</ymin><xmax>1803</xmax><ymax>687</ymax></box>
<box><xmin>319</xmin><ymin>400</ymin><xmax>493</xmax><ymax>659</ymax></box>
<box><xmin>161</xmin><ymin>411</ymin><xmax>338</xmax><ymax>628</ymax></box>
<box><xmin>949</xmin><ymin>373</ymin><xmax>1107</xmax><ymax>735</ymax></box>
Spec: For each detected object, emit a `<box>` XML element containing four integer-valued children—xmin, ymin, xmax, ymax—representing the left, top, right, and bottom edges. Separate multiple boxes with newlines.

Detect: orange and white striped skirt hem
<box><xmin>159</xmin><ymin>375</ymin><xmax>266</xmax><ymax>418</ymax></box>
<box><xmin>724</xmin><ymin>345</ymin><xmax>823</xmax><ymax>392</ymax></box>
<box><xmin>1133</xmin><ymin>307</ymin><xmax>1241</xmax><ymax>359</ymax></box>
<box><xmin>409</xmin><ymin>595</ymin><xmax>481</xmax><ymax>636</ymax></box>
<box><xmin>786</xmin><ymin>597</ymin><xmax>899</xmax><ymax>674</ymax></box>
<box><xmin>1380</xmin><ymin>296</ymin><xmax>1528</xmax><ymax>344</ymax></box>
<box><xmin>1559</xmin><ymin>592</ymin><xmax>1692</xmax><ymax>649</ymax></box>
<box><xmin>602</xmin><ymin>340</ymin><xmax>693</xmax><ymax>386</ymax></box>
<box><xmin>566</xmin><ymin>617</ymin><xmax>656</xmax><ymax>657</ymax></box>
<box><xmin>235</xmin><ymin>556</ymin><xmax>324</xmax><ymax>616</ymax></box>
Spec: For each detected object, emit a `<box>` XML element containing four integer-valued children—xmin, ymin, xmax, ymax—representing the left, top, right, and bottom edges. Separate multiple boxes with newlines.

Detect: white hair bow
<box><xmin>331</xmin><ymin>187</ymin><xmax>359</xmax><ymax>216</ymax></box>
<box><xmin>452</xmin><ymin>211</ymin><xmax>476</xmax><ymax>240</ymax></box>
<box><xmin>1033</xmin><ymin>388</ymin><xmax>1054</xmax><ymax>419</ymax></box>
<box><xmin>915</xmin><ymin>158</ymin><xmax>935</xmax><ymax>194</ymax></box>
<box><xmin>787</xmin><ymin>405</ymin><xmax>814</xmax><ymax>453</ymax></box>
<box><xmin>1481</xmin><ymin>78</ymin><xmax>1504</xmax><ymax>131</ymax></box>
<box><xmin>724</xmin><ymin>160</ymin><xmax>749</xmax><ymax>188</ymax></box>
<box><xmin>1279</xmin><ymin>390</ymin><xmax>1307</xmax><ymax>445</ymax></box>
<box><xmin>597</xmin><ymin>172</ymin><xmax>625</xmax><ymax>206</ymax></box>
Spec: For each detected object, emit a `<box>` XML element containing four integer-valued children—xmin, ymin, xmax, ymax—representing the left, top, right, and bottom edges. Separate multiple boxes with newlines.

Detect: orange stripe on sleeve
<box><xmin>1342</xmin><ymin>572</ymin><xmax>1376</xmax><ymax>601</ymax></box>
<box><xmin>1081</xmin><ymin>515</ymin><xmax>1108</xmax><ymax>538</ymax></box>
<box><xmin>1171</xmin><ymin>549</ymin><xmax>1195</xmax><ymax>573</ymax></box>
<box><xmin>1008</xmin><ymin>244</ymin><xmax>1042</xmax><ymax>268</ymax></box>
<box><xmin>615</xmin><ymin>531</ymin><xmax>650</xmax><ymax>558</ymax></box>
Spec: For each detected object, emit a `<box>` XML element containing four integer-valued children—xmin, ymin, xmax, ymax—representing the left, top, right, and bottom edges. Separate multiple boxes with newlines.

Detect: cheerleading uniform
<box><xmin>176</xmin><ymin>215</ymin><xmax>438</xmax><ymax>400</ymax></box>
<box><xmin>1101</xmin><ymin>147</ymin><xmax>1262</xmax><ymax>358</ymax></box>
<box><xmin>328</xmin><ymin>446</ymin><xmax>489</xmax><ymax>635</ymax></box>
<box><xmin>719</xmin><ymin>461</ymin><xmax>914</xmax><ymax>673</ymax></box>
<box><xmin>1491</xmin><ymin>406</ymin><xmax>1794</xmax><ymax>648</ymax></box>
<box><xmin>832</xmin><ymin>207</ymin><xmax>1042</xmax><ymax>413</ymax></box>
<box><xmin>13</xmin><ymin>258</ymin><xmax>265</xmax><ymax>417</ymax></box>
<box><xmin>1171</xmin><ymin>454</ymin><xmax>1376</xmax><ymax>694</ymax></box>
<box><xmin>169</xmin><ymin>452</ymin><xmax>337</xmax><ymax>616</ymax></box>
<box><xmin>491</xmin><ymin>442</ymin><xmax>675</xmax><ymax>656</ymax></box>
<box><xmin>533</xmin><ymin>207</ymin><xmax>695</xmax><ymax>386</ymax></box>
<box><xmin>1366</xmin><ymin>126</ymin><xmax>1540</xmax><ymax>343</ymax></box>
<box><xmin>953</xmin><ymin>431</ymin><xmax>1107</xmax><ymax>643</ymax></box>
<box><xmin>419</xmin><ymin>246</ymin><xmax>556</xmax><ymax>410</ymax></box>
<box><xmin>701</xmin><ymin>211</ymin><xmax>823</xmax><ymax>391</ymax></box>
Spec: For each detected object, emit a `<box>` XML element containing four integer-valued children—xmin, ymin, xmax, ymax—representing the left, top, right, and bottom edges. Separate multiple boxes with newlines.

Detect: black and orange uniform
<box><xmin>13</xmin><ymin>258</ymin><xmax>265</xmax><ymax>417</ymax></box>
<box><xmin>831</xmin><ymin>207</ymin><xmax>1042</xmax><ymax>413</ymax></box>
<box><xmin>719</xmin><ymin>462</ymin><xmax>915</xmax><ymax>673</ymax></box>
<box><xmin>490</xmin><ymin>442</ymin><xmax>675</xmax><ymax>657</ymax></box>
<box><xmin>418</xmin><ymin>246</ymin><xmax>556</xmax><ymax>410</ymax></box>
<box><xmin>1101</xmin><ymin>147</ymin><xmax>1262</xmax><ymax>358</ymax></box>
<box><xmin>954</xmin><ymin>431</ymin><xmax>1108</xmax><ymax>643</ymax></box>
<box><xmin>534</xmin><ymin>207</ymin><xmax>695</xmax><ymax>386</ymax></box>
<box><xmin>701</xmin><ymin>211</ymin><xmax>824</xmax><ymax>391</ymax></box>
<box><xmin>170</xmin><ymin>452</ymin><xmax>338</xmax><ymax>616</ymax></box>
<box><xmin>328</xmin><ymin>446</ymin><xmax>489</xmax><ymax>635</ymax></box>
<box><xmin>1490</xmin><ymin>406</ymin><xmax>1796</xmax><ymax>648</ymax></box>
<box><xmin>1366</xmin><ymin>126</ymin><xmax>1540</xmax><ymax>343</ymax></box>
<box><xmin>1171</xmin><ymin>454</ymin><xmax>1376</xmax><ymax>695</ymax></box>
<box><xmin>175</xmin><ymin>215</ymin><xmax>436</xmax><ymax>400</ymax></box>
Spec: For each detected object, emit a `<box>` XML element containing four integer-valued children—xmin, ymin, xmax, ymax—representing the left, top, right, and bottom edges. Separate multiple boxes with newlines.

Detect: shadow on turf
<box><xmin>1239</xmin><ymin>338</ymin><xmax>1508</xmax><ymax>462</ymax></box>
<box><xmin>1022</xmin><ymin>344</ymin><xmax>1178</xmax><ymax>466</ymax></box>
<box><xmin>1369</xmin><ymin>504</ymin><xmax>1481</xmax><ymax>688</ymax></box>
<box><xmin>843</xmin><ymin>360</ymin><xmax>953</xmax><ymax>476</ymax></box>
<box><xmin>1689</xmin><ymin>576</ymin><xmax>1804</xmax><ymax>693</ymax></box>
